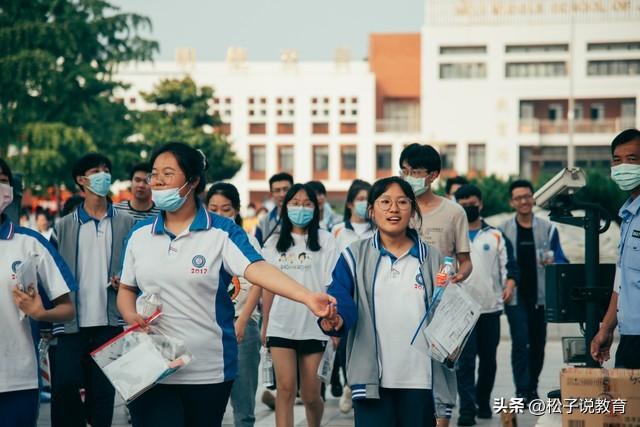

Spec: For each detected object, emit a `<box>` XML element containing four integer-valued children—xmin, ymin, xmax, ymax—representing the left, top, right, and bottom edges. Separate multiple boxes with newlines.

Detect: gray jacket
<box><xmin>52</xmin><ymin>204</ymin><xmax>135</xmax><ymax>334</ymax></box>
<box><xmin>324</xmin><ymin>230</ymin><xmax>456</xmax><ymax>419</ymax></box>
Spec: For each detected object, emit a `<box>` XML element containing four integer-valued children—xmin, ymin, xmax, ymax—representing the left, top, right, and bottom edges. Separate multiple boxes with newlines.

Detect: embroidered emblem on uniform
<box><xmin>192</xmin><ymin>255</ymin><xmax>206</xmax><ymax>268</ymax></box>
<box><xmin>632</xmin><ymin>229</ymin><xmax>640</xmax><ymax>239</ymax></box>
<box><xmin>483</xmin><ymin>243</ymin><xmax>491</xmax><ymax>251</ymax></box>
<box><xmin>11</xmin><ymin>260</ymin><xmax>22</xmax><ymax>273</ymax></box>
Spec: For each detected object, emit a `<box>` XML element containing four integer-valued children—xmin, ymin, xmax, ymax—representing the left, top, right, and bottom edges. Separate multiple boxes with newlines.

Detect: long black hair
<box><xmin>343</xmin><ymin>179</ymin><xmax>372</xmax><ymax>224</ymax></box>
<box><xmin>206</xmin><ymin>182</ymin><xmax>242</xmax><ymax>226</ymax></box>
<box><xmin>150</xmin><ymin>142</ymin><xmax>209</xmax><ymax>203</ymax></box>
<box><xmin>276</xmin><ymin>183</ymin><xmax>321</xmax><ymax>253</ymax></box>
<box><xmin>368</xmin><ymin>176</ymin><xmax>422</xmax><ymax>231</ymax></box>
<box><xmin>0</xmin><ymin>158</ymin><xmax>13</xmax><ymax>184</ymax></box>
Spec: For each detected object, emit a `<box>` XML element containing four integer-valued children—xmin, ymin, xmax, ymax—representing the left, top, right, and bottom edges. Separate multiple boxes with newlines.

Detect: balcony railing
<box><xmin>376</xmin><ymin>117</ymin><xmax>421</xmax><ymax>134</ymax></box>
<box><xmin>519</xmin><ymin>118</ymin><xmax>636</xmax><ymax>134</ymax></box>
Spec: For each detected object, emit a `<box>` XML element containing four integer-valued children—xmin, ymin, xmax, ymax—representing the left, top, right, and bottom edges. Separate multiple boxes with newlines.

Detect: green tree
<box><xmin>0</xmin><ymin>0</ymin><xmax>158</xmax><ymax>180</ymax></box>
<box><xmin>134</xmin><ymin>77</ymin><xmax>242</xmax><ymax>182</ymax></box>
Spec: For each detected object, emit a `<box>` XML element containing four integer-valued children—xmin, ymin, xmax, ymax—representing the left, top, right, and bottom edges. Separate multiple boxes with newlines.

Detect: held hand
<box><xmin>235</xmin><ymin>318</ymin><xmax>247</xmax><ymax>343</ymax></box>
<box><xmin>320</xmin><ymin>314</ymin><xmax>343</xmax><ymax>333</ymax></box>
<box><xmin>590</xmin><ymin>328</ymin><xmax>614</xmax><ymax>364</ymax></box>
<box><xmin>305</xmin><ymin>292</ymin><xmax>337</xmax><ymax>318</ymax></box>
<box><xmin>123</xmin><ymin>311</ymin><xmax>149</xmax><ymax>332</ymax></box>
<box><xmin>110</xmin><ymin>276</ymin><xmax>121</xmax><ymax>291</ymax></box>
<box><xmin>13</xmin><ymin>286</ymin><xmax>45</xmax><ymax>320</ymax></box>
<box><xmin>502</xmin><ymin>280</ymin><xmax>516</xmax><ymax>303</ymax></box>
<box><xmin>450</xmin><ymin>273</ymin><xmax>465</xmax><ymax>284</ymax></box>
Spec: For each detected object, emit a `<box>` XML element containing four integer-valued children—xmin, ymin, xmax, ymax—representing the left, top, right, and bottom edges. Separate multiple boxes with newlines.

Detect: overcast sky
<box><xmin>112</xmin><ymin>0</ymin><xmax>423</xmax><ymax>61</ymax></box>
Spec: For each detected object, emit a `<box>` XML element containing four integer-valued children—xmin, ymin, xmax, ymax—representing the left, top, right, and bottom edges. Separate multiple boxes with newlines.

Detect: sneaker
<box><xmin>39</xmin><ymin>391</ymin><xmax>51</xmax><ymax>403</ymax></box>
<box><xmin>261</xmin><ymin>390</ymin><xmax>276</xmax><ymax>410</ymax></box>
<box><xmin>331</xmin><ymin>382</ymin><xmax>343</xmax><ymax>398</ymax></box>
<box><xmin>528</xmin><ymin>390</ymin><xmax>540</xmax><ymax>402</ymax></box>
<box><xmin>339</xmin><ymin>385</ymin><xmax>352</xmax><ymax>413</ymax></box>
<box><xmin>477</xmin><ymin>406</ymin><xmax>493</xmax><ymax>419</ymax></box>
<box><xmin>457</xmin><ymin>415</ymin><xmax>476</xmax><ymax>426</ymax></box>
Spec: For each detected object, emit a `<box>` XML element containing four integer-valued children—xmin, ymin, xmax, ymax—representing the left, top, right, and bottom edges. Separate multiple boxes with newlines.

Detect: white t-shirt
<box><xmin>263</xmin><ymin>230</ymin><xmax>338</xmax><ymax>341</ymax></box>
<box><xmin>374</xmin><ymin>245</ymin><xmax>432</xmax><ymax>389</ymax></box>
<box><xmin>0</xmin><ymin>219</ymin><xmax>74</xmax><ymax>393</ymax></box>
<box><xmin>332</xmin><ymin>221</ymin><xmax>375</xmax><ymax>252</ymax></box>
<box><xmin>232</xmin><ymin>233</ymin><xmax>261</xmax><ymax>322</ymax></box>
<box><xmin>120</xmin><ymin>207</ymin><xmax>262</xmax><ymax>384</ymax></box>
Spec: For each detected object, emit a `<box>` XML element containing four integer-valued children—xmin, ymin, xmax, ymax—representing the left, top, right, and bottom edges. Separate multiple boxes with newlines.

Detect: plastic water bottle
<box><xmin>261</xmin><ymin>348</ymin><xmax>274</xmax><ymax>388</ymax></box>
<box><xmin>427</xmin><ymin>256</ymin><xmax>456</xmax><ymax>321</ymax></box>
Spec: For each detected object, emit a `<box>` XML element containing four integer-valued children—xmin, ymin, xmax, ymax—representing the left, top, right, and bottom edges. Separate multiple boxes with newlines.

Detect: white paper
<box><xmin>423</xmin><ymin>283</ymin><xmax>481</xmax><ymax>355</ymax></box>
<box><xmin>16</xmin><ymin>255</ymin><xmax>39</xmax><ymax>320</ymax></box>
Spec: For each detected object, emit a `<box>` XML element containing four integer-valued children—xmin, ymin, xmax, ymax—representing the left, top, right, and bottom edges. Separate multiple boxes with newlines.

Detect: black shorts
<box><xmin>266</xmin><ymin>337</ymin><xmax>326</xmax><ymax>355</ymax></box>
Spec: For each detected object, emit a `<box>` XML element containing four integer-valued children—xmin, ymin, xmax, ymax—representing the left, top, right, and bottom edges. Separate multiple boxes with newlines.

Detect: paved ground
<box><xmin>38</xmin><ymin>337</ymin><xmax>618</xmax><ymax>426</ymax></box>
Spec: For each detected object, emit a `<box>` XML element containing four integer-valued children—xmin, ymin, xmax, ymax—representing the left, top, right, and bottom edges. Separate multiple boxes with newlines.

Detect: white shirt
<box><xmin>120</xmin><ymin>206</ymin><xmax>262</xmax><ymax>384</ymax></box>
<box><xmin>232</xmin><ymin>233</ymin><xmax>261</xmax><ymax>321</ymax></box>
<box><xmin>374</xmin><ymin>242</ymin><xmax>431</xmax><ymax>389</ymax></box>
<box><xmin>332</xmin><ymin>221</ymin><xmax>375</xmax><ymax>252</ymax></box>
<box><xmin>76</xmin><ymin>205</ymin><xmax>112</xmax><ymax>327</ymax></box>
<box><xmin>0</xmin><ymin>218</ymin><xmax>75</xmax><ymax>393</ymax></box>
<box><xmin>263</xmin><ymin>230</ymin><xmax>338</xmax><ymax>341</ymax></box>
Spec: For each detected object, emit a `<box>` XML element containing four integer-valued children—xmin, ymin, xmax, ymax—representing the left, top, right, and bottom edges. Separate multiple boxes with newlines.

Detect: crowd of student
<box><xmin>1</xmin><ymin>128</ymin><xmax>639</xmax><ymax>427</ymax></box>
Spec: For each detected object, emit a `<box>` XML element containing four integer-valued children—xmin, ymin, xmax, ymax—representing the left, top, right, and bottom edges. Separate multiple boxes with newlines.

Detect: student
<box><xmin>117</xmin><ymin>142</ymin><xmax>335</xmax><ymax>427</ymax></box>
<box><xmin>320</xmin><ymin>176</ymin><xmax>456</xmax><ymax>427</ymax></box>
<box><xmin>306</xmin><ymin>180</ymin><xmax>341</xmax><ymax>231</ymax></box>
<box><xmin>262</xmin><ymin>183</ymin><xmax>338</xmax><ymax>427</ymax></box>
<box><xmin>51</xmin><ymin>153</ymin><xmax>135</xmax><ymax>427</ymax></box>
<box><xmin>592</xmin><ymin>128</ymin><xmax>640</xmax><ymax>369</ymax></box>
<box><xmin>332</xmin><ymin>179</ymin><xmax>374</xmax><ymax>252</ymax></box>
<box><xmin>0</xmin><ymin>158</ymin><xmax>76</xmax><ymax>427</ymax></box>
<box><xmin>116</xmin><ymin>162</ymin><xmax>160</xmax><ymax>221</ymax></box>
<box><xmin>454</xmin><ymin>184</ymin><xmax>514</xmax><ymax>426</ymax></box>
<box><xmin>445</xmin><ymin>176</ymin><xmax>469</xmax><ymax>200</ymax></box>
<box><xmin>499</xmin><ymin>180</ymin><xmax>569</xmax><ymax>401</ymax></box>
<box><xmin>36</xmin><ymin>210</ymin><xmax>54</xmax><ymax>241</ymax></box>
<box><xmin>255</xmin><ymin>173</ymin><xmax>293</xmax><ymax>246</ymax></box>
<box><xmin>206</xmin><ymin>182</ymin><xmax>263</xmax><ymax>427</ymax></box>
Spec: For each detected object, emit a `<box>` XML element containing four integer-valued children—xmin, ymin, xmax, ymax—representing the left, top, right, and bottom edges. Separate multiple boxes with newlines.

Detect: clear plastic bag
<box><xmin>316</xmin><ymin>340</ymin><xmax>335</xmax><ymax>384</ymax></box>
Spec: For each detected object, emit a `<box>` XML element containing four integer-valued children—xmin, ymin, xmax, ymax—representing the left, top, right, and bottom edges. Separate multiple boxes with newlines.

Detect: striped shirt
<box><xmin>115</xmin><ymin>200</ymin><xmax>160</xmax><ymax>222</ymax></box>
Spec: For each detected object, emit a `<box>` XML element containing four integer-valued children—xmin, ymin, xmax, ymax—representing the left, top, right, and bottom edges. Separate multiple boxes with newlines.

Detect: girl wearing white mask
<box><xmin>332</xmin><ymin>179</ymin><xmax>374</xmax><ymax>252</ymax></box>
<box><xmin>117</xmin><ymin>143</ymin><xmax>336</xmax><ymax>427</ymax></box>
<box><xmin>0</xmin><ymin>158</ymin><xmax>76</xmax><ymax>427</ymax></box>
<box><xmin>261</xmin><ymin>183</ymin><xmax>339</xmax><ymax>427</ymax></box>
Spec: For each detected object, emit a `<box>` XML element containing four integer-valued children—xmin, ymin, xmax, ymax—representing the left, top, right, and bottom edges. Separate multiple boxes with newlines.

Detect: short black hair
<box><xmin>72</xmin><ymin>153</ymin><xmax>112</xmax><ymax>190</ymax></box>
<box><xmin>129</xmin><ymin>162</ymin><xmax>152</xmax><ymax>181</ymax></box>
<box><xmin>445</xmin><ymin>176</ymin><xmax>469</xmax><ymax>195</ymax></box>
<box><xmin>0</xmin><ymin>157</ymin><xmax>13</xmax><ymax>185</ymax></box>
<box><xmin>454</xmin><ymin>184</ymin><xmax>482</xmax><ymax>201</ymax></box>
<box><xmin>399</xmin><ymin>143</ymin><xmax>441</xmax><ymax>173</ymax></box>
<box><xmin>509</xmin><ymin>179</ymin><xmax>534</xmax><ymax>198</ymax></box>
<box><xmin>206</xmin><ymin>182</ymin><xmax>242</xmax><ymax>226</ymax></box>
<box><xmin>150</xmin><ymin>142</ymin><xmax>208</xmax><ymax>198</ymax></box>
<box><xmin>369</xmin><ymin>176</ymin><xmax>423</xmax><ymax>231</ymax></box>
<box><xmin>269</xmin><ymin>172</ymin><xmax>294</xmax><ymax>190</ymax></box>
<box><xmin>611</xmin><ymin>128</ymin><xmax>640</xmax><ymax>155</ymax></box>
<box><xmin>306</xmin><ymin>180</ymin><xmax>327</xmax><ymax>196</ymax></box>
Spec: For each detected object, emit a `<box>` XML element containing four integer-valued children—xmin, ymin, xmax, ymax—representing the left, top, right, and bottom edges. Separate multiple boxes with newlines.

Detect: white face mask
<box><xmin>0</xmin><ymin>183</ymin><xmax>14</xmax><ymax>214</ymax></box>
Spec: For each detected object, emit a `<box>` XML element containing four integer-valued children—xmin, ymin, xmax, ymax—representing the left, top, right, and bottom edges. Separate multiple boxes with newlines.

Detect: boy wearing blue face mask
<box><xmin>591</xmin><ymin>128</ymin><xmax>640</xmax><ymax>370</ymax></box>
<box><xmin>261</xmin><ymin>183</ymin><xmax>339</xmax><ymax>427</ymax></box>
<box><xmin>50</xmin><ymin>153</ymin><xmax>135</xmax><ymax>427</ymax></box>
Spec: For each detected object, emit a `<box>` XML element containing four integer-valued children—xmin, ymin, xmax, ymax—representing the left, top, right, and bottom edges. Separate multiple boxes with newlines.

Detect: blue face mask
<box><xmin>85</xmin><ymin>172</ymin><xmax>111</xmax><ymax>197</ymax></box>
<box><xmin>288</xmin><ymin>206</ymin><xmax>314</xmax><ymax>227</ymax></box>
<box><xmin>152</xmin><ymin>182</ymin><xmax>192</xmax><ymax>212</ymax></box>
<box><xmin>611</xmin><ymin>163</ymin><xmax>640</xmax><ymax>191</ymax></box>
<box><xmin>404</xmin><ymin>175</ymin><xmax>428</xmax><ymax>197</ymax></box>
<box><xmin>354</xmin><ymin>200</ymin><xmax>368</xmax><ymax>219</ymax></box>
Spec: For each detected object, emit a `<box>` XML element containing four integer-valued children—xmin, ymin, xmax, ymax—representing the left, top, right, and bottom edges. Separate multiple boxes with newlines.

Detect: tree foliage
<box><xmin>134</xmin><ymin>77</ymin><xmax>242</xmax><ymax>182</ymax></box>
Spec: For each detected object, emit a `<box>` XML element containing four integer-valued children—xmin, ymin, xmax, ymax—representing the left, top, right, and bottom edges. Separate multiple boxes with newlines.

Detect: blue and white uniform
<box><xmin>120</xmin><ymin>205</ymin><xmax>263</xmax><ymax>384</ymax></box>
<box><xmin>0</xmin><ymin>217</ymin><xmax>75</xmax><ymax>393</ymax></box>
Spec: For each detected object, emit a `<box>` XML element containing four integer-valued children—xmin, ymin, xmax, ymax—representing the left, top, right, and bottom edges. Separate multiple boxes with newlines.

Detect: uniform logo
<box><xmin>192</xmin><ymin>255</ymin><xmax>206</xmax><ymax>268</ymax></box>
<box><xmin>483</xmin><ymin>243</ymin><xmax>491</xmax><ymax>251</ymax></box>
<box><xmin>632</xmin><ymin>229</ymin><xmax>640</xmax><ymax>239</ymax></box>
<box><xmin>11</xmin><ymin>261</ymin><xmax>22</xmax><ymax>273</ymax></box>
<box><xmin>414</xmin><ymin>271</ymin><xmax>425</xmax><ymax>291</ymax></box>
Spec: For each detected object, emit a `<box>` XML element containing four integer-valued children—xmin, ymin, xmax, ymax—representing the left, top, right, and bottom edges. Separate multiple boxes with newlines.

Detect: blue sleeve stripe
<box><xmin>15</xmin><ymin>227</ymin><xmax>77</xmax><ymax>292</ymax></box>
<box><xmin>211</xmin><ymin>213</ymin><xmax>264</xmax><ymax>263</ymax></box>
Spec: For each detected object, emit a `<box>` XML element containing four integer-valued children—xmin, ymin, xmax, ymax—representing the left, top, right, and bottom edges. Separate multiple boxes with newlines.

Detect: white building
<box><xmin>421</xmin><ymin>0</ymin><xmax>640</xmax><ymax>179</ymax></box>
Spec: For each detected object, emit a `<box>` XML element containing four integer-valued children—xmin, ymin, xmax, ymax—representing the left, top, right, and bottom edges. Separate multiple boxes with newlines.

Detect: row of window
<box><xmin>439</xmin><ymin>59</ymin><xmax>640</xmax><ymax>79</ymax></box>
<box><xmin>247</xmin><ymin>143</ymin><xmax>487</xmax><ymax>180</ymax></box>
<box><xmin>213</xmin><ymin>96</ymin><xmax>359</xmax><ymax>106</ymax></box>
<box><xmin>439</xmin><ymin>41</ymin><xmax>640</xmax><ymax>55</ymax></box>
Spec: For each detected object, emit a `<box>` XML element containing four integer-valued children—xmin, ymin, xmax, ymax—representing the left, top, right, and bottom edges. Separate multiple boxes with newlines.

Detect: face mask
<box><xmin>354</xmin><ymin>200</ymin><xmax>368</xmax><ymax>219</ymax></box>
<box><xmin>463</xmin><ymin>205</ymin><xmax>480</xmax><ymax>222</ymax></box>
<box><xmin>246</xmin><ymin>208</ymin><xmax>256</xmax><ymax>217</ymax></box>
<box><xmin>611</xmin><ymin>163</ymin><xmax>640</xmax><ymax>191</ymax></box>
<box><xmin>152</xmin><ymin>182</ymin><xmax>192</xmax><ymax>213</ymax></box>
<box><xmin>85</xmin><ymin>172</ymin><xmax>111</xmax><ymax>197</ymax></box>
<box><xmin>404</xmin><ymin>175</ymin><xmax>428</xmax><ymax>197</ymax></box>
<box><xmin>0</xmin><ymin>183</ymin><xmax>13</xmax><ymax>214</ymax></box>
<box><xmin>288</xmin><ymin>206</ymin><xmax>314</xmax><ymax>227</ymax></box>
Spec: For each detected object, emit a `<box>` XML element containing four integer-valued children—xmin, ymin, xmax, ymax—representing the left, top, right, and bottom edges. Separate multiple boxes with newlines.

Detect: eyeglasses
<box><xmin>287</xmin><ymin>201</ymin><xmax>315</xmax><ymax>209</ymax></box>
<box><xmin>512</xmin><ymin>194</ymin><xmax>533</xmax><ymax>203</ymax></box>
<box><xmin>399</xmin><ymin>168</ymin><xmax>429</xmax><ymax>178</ymax></box>
<box><xmin>375</xmin><ymin>197</ymin><xmax>413</xmax><ymax>211</ymax></box>
<box><xmin>146</xmin><ymin>171</ymin><xmax>184</xmax><ymax>184</ymax></box>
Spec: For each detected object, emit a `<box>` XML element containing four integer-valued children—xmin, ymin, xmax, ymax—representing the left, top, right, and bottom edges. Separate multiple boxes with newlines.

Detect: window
<box><xmin>277</xmin><ymin>123</ymin><xmax>294</xmax><ymax>135</ymax></box>
<box><xmin>506</xmin><ymin>44</ymin><xmax>568</xmax><ymax>53</ymax></box>
<box><xmin>248</xmin><ymin>123</ymin><xmax>266</xmax><ymax>134</ymax></box>
<box><xmin>574</xmin><ymin>103</ymin><xmax>584</xmax><ymax>120</ymax></box>
<box><xmin>587</xmin><ymin>60</ymin><xmax>640</xmax><ymax>76</ymax></box>
<box><xmin>590</xmin><ymin>103</ymin><xmax>604</xmax><ymax>121</ymax></box>
<box><xmin>548</xmin><ymin>103</ymin><xmax>563</xmax><ymax>121</ymax></box>
<box><xmin>440</xmin><ymin>45</ymin><xmax>487</xmax><ymax>55</ymax></box>
<box><xmin>249</xmin><ymin>145</ymin><xmax>266</xmax><ymax>180</ymax></box>
<box><xmin>506</xmin><ymin>62</ymin><xmax>567</xmax><ymax>78</ymax></box>
<box><xmin>575</xmin><ymin>146</ymin><xmax>612</xmax><ymax>170</ymax></box>
<box><xmin>375</xmin><ymin>145</ymin><xmax>392</xmax><ymax>178</ymax></box>
<box><xmin>439</xmin><ymin>63</ymin><xmax>486</xmax><ymax>79</ymax></box>
<box><xmin>468</xmin><ymin>144</ymin><xmax>486</xmax><ymax>174</ymax></box>
<box><xmin>340</xmin><ymin>145</ymin><xmax>357</xmax><ymax>180</ymax></box>
<box><xmin>313</xmin><ymin>145</ymin><xmax>329</xmax><ymax>180</ymax></box>
<box><xmin>312</xmin><ymin>123</ymin><xmax>329</xmax><ymax>134</ymax></box>
<box><xmin>340</xmin><ymin>122</ymin><xmax>357</xmax><ymax>134</ymax></box>
<box><xmin>380</xmin><ymin>101</ymin><xmax>420</xmax><ymax>133</ymax></box>
<box><xmin>587</xmin><ymin>41</ymin><xmax>640</xmax><ymax>51</ymax></box>
<box><xmin>442</xmin><ymin>144</ymin><xmax>457</xmax><ymax>171</ymax></box>
<box><xmin>278</xmin><ymin>146</ymin><xmax>294</xmax><ymax>174</ymax></box>
<box><xmin>519</xmin><ymin>102</ymin><xmax>535</xmax><ymax>119</ymax></box>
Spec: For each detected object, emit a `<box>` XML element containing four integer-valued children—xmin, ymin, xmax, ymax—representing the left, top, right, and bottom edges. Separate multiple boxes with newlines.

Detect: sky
<box><xmin>111</xmin><ymin>0</ymin><xmax>424</xmax><ymax>61</ymax></box>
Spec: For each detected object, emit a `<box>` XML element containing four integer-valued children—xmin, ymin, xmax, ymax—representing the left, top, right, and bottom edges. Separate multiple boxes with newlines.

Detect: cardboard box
<box><xmin>560</xmin><ymin>367</ymin><xmax>640</xmax><ymax>427</ymax></box>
